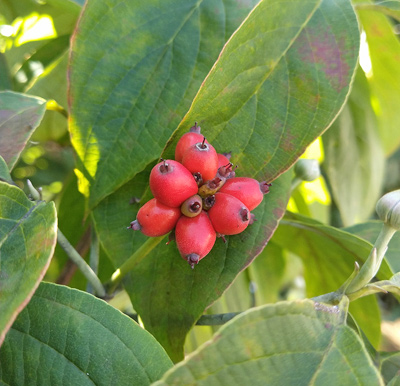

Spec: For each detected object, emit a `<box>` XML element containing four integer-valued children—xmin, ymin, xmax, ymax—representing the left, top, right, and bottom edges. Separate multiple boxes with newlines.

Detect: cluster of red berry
<box><xmin>129</xmin><ymin>123</ymin><xmax>271</xmax><ymax>268</ymax></box>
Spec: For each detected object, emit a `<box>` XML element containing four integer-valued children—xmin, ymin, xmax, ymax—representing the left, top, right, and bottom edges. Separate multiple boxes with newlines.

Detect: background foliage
<box><xmin>1</xmin><ymin>0</ymin><xmax>400</xmax><ymax>384</ymax></box>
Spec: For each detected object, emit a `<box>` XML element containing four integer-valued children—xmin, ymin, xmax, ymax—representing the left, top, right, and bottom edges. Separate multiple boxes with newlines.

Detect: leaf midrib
<box><xmin>182</xmin><ymin>0</ymin><xmax>323</xmax><ymax>129</ymax></box>
<box><xmin>7</xmin><ymin>327</ymin><xmax>97</xmax><ymax>386</ymax></box>
<box><xmin>32</xmin><ymin>291</ymin><xmax>154</xmax><ymax>384</ymax></box>
<box><xmin>0</xmin><ymin>202</ymin><xmax>41</xmax><ymax>249</ymax></box>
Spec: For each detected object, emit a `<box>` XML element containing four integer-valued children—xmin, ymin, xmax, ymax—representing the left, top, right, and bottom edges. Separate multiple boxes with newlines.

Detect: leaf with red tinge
<box><xmin>0</xmin><ymin>91</ymin><xmax>46</xmax><ymax>169</ymax></box>
<box><xmin>163</xmin><ymin>0</ymin><xmax>360</xmax><ymax>183</ymax></box>
<box><xmin>0</xmin><ymin>181</ymin><xmax>57</xmax><ymax>346</ymax></box>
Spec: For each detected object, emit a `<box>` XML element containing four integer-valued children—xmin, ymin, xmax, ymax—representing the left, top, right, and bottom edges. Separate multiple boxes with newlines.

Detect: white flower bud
<box><xmin>376</xmin><ymin>190</ymin><xmax>400</xmax><ymax>230</ymax></box>
<box><xmin>294</xmin><ymin>159</ymin><xmax>320</xmax><ymax>182</ymax></box>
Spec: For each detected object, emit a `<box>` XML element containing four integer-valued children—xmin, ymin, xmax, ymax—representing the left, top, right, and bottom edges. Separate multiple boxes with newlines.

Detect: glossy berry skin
<box><xmin>219</xmin><ymin>177</ymin><xmax>270</xmax><ymax>211</ymax></box>
<box><xmin>149</xmin><ymin>160</ymin><xmax>198</xmax><ymax>207</ymax></box>
<box><xmin>175</xmin><ymin>123</ymin><xmax>209</xmax><ymax>163</ymax></box>
<box><xmin>175</xmin><ymin>211</ymin><xmax>216</xmax><ymax>268</ymax></box>
<box><xmin>175</xmin><ymin>132</ymin><xmax>206</xmax><ymax>163</ymax></box>
<box><xmin>130</xmin><ymin>198</ymin><xmax>181</xmax><ymax>237</ymax></box>
<box><xmin>208</xmin><ymin>193</ymin><xmax>250</xmax><ymax>235</ymax></box>
<box><xmin>217</xmin><ymin>153</ymin><xmax>231</xmax><ymax>168</ymax></box>
<box><xmin>182</xmin><ymin>141</ymin><xmax>218</xmax><ymax>182</ymax></box>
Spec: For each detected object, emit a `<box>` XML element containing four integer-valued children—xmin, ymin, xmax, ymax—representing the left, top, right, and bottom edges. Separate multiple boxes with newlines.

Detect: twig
<box><xmin>87</xmin><ymin>227</ymin><xmax>100</xmax><ymax>294</ymax></box>
<box><xmin>57</xmin><ymin>228</ymin><xmax>106</xmax><ymax>298</ymax></box>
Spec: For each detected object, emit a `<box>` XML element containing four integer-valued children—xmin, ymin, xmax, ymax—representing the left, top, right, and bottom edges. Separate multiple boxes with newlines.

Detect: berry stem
<box><xmin>291</xmin><ymin>176</ymin><xmax>302</xmax><ymax>191</ymax></box>
<box><xmin>86</xmin><ymin>226</ymin><xmax>100</xmax><ymax>295</ymax></box>
<box><xmin>105</xmin><ymin>235</ymin><xmax>165</xmax><ymax>294</ymax></box>
<box><xmin>346</xmin><ymin>222</ymin><xmax>397</xmax><ymax>294</ymax></box>
<box><xmin>57</xmin><ymin>228</ymin><xmax>106</xmax><ymax>298</ymax></box>
<box><xmin>190</xmin><ymin>202</ymin><xmax>201</xmax><ymax>213</ymax></box>
<box><xmin>159</xmin><ymin>158</ymin><xmax>169</xmax><ymax>173</ymax></box>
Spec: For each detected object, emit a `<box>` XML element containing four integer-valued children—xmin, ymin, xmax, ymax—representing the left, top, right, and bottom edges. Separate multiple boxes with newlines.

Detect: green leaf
<box><xmin>360</xmin><ymin>272</ymin><xmax>400</xmax><ymax>296</ymax></box>
<box><xmin>0</xmin><ymin>282</ymin><xmax>173</xmax><ymax>385</ymax></box>
<box><xmin>44</xmin><ymin>172</ymin><xmax>88</xmax><ymax>287</ymax></box>
<box><xmin>0</xmin><ymin>54</ymin><xmax>11</xmax><ymax>91</ymax></box>
<box><xmin>26</xmin><ymin>50</ymin><xmax>69</xmax><ymax>141</ymax></box>
<box><xmin>0</xmin><ymin>156</ymin><xmax>12</xmax><ymax>184</ymax></box>
<box><xmin>0</xmin><ymin>91</ymin><xmax>47</xmax><ymax>169</ymax></box>
<box><xmin>24</xmin><ymin>40</ymin><xmax>70</xmax><ymax>104</ymax></box>
<box><xmin>354</xmin><ymin>0</ymin><xmax>400</xmax><ymax>155</ymax></box>
<box><xmin>388</xmin><ymin>375</ymin><xmax>400</xmax><ymax>386</ymax></box>
<box><xmin>0</xmin><ymin>0</ymin><xmax>81</xmax><ymax>29</ymax></box>
<box><xmin>153</xmin><ymin>299</ymin><xmax>384</xmax><ymax>386</ymax></box>
<box><xmin>0</xmin><ymin>182</ymin><xmax>57</xmax><ymax>346</ymax></box>
<box><xmin>69</xmin><ymin>0</ymin><xmax>259</xmax><ymax>209</ymax></box>
<box><xmin>163</xmin><ymin>0</ymin><xmax>360</xmax><ymax>184</ymax></box>
<box><xmin>206</xmin><ymin>269</ymin><xmax>252</xmax><ymax>315</ymax></box>
<box><xmin>355</xmin><ymin>1</ymin><xmax>400</xmax><ymax>22</ymax></box>
<box><xmin>248</xmin><ymin>241</ymin><xmax>287</xmax><ymax>305</ymax></box>
<box><xmin>346</xmin><ymin>313</ymin><xmax>379</xmax><ymax>364</ymax></box>
<box><xmin>346</xmin><ymin>221</ymin><xmax>400</xmax><ymax>273</ymax></box>
<box><xmin>22</xmin><ymin>35</ymin><xmax>71</xmax><ymax>75</ymax></box>
<box><xmin>272</xmin><ymin>212</ymin><xmax>393</xmax><ymax>347</ymax></box>
<box><xmin>381</xmin><ymin>351</ymin><xmax>400</xmax><ymax>385</ymax></box>
<box><xmin>322</xmin><ymin>67</ymin><xmax>385</xmax><ymax>226</ymax></box>
<box><xmin>2</xmin><ymin>0</ymin><xmax>80</xmax><ymax>73</ymax></box>
<box><xmin>93</xmin><ymin>170</ymin><xmax>291</xmax><ymax>362</ymax></box>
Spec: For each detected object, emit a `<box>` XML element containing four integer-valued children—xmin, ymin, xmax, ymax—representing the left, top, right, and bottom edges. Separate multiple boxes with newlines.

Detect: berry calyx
<box><xmin>216</xmin><ymin>162</ymin><xmax>236</xmax><ymax>179</ymax></box>
<box><xmin>149</xmin><ymin>159</ymin><xmax>198</xmax><ymax>207</ymax></box>
<box><xmin>219</xmin><ymin>177</ymin><xmax>271</xmax><ymax>211</ymax></box>
<box><xmin>181</xmin><ymin>194</ymin><xmax>203</xmax><ymax>217</ymax></box>
<box><xmin>208</xmin><ymin>192</ymin><xmax>250</xmax><ymax>235</ymax></box>
<box><xmin>181</xmin><ymin>138</ymin><xmax>218</xmax><ymax>182</ymax></box>
<box><xmin>175</xmin><ymin>211</ymin><xmax>216</xmax><ymax>268</ymax></box>
<box><xmin>175</xmin><ymin>123</ymin><xmax>209</xmax><ymax>162</ymax></box>
<box><xmin>198</xmin><ymin>177</ymin><xmax>225</xmax><ymax>198</ymax></box>
<box><xmin>203</xmin><ymin>195</ymin><xmax>216</xmax><ymax>211</ymax></box>
<box><xmin>193</xmin><ymin>172</ymin><xmax>203</xmax><ymax>187</ymax></box>
<box><xmin>128</xmin><ymin>198</ymin><xmax>181</xmax><ymax>237</ymax></box>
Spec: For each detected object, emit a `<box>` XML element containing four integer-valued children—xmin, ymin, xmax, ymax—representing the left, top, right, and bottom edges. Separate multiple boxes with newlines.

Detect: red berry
<box><xmin>181</xmin><ymin>194</ymin><xmax>203</xmax><ymax>217</ymax></box>
<box><xmin>182</xmin><ymin>138</ymin><xmax>218</xmax><ymax>182</ymax></box>
<box><xmin>217</xmin><ymin>153</ymin><xmax>231</xmax><ymax>168</ymax></box>
<box><xmin>175</xmin><ymin>211</ymin><xmax>216</xmax><ymax>268</ymax></box>
<box><xmin>219</xmin><ymin>177</ymin><xmax>270</xmax><ymax>211</ymax></box>
<box><xmin>149</xmin><ymin>159</ymin><xmax>198</xmax><ymax>207</ymax></box>
<box><xmin>129</xmin><ymin>198</ymin><xmax>181</xmax><ymax>237</ymax></box>
<box><xmin>175</xmin><ymin>123</ymin><xmax>208</xmax><ymax>163</ymax></box>
<box><xmin>208</xmin><ymin>192</ymin><xmax>250</xmax><ymax>235</ymax></box>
